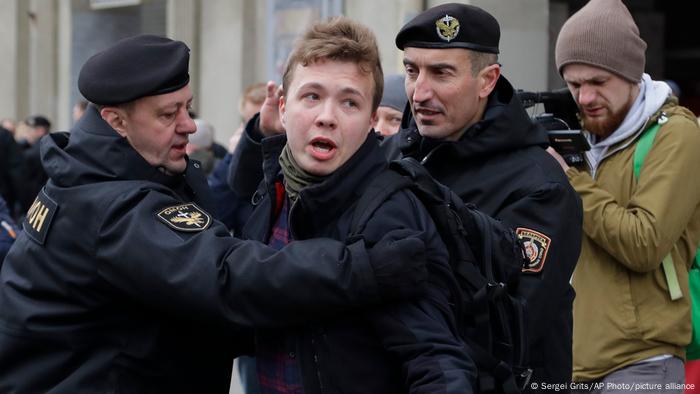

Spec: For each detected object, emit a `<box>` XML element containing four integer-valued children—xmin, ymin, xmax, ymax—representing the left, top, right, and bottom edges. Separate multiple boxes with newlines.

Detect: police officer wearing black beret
<box><xmin>386</xmin><ymin>3</ymin><xmax>583</xmax><ymax>393</ymax></box>
<box><xmin>0</xmin><ymin>34</ymin><xmax>429</xmax><ymax>394</ymax></box>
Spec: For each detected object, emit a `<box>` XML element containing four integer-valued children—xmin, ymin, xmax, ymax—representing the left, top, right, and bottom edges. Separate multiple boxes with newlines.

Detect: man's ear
<box><xmin>370</xmin><ymin>111</ymin><xmax>378</xmax><ymax>129</ymax></box>
<box><xmin>478</xmin><ymin>64</ymin><xmax>501</xmax><ymax>99</ymax></box>
<box><xmin>100</xmin><ymin>107</ymin><xmax>129</xmax><ymax>137</ymax></box>
<box><xmin>279</xmin><ymin>96</ymin><xmax>287</xmax><ymax>128</ymax></box>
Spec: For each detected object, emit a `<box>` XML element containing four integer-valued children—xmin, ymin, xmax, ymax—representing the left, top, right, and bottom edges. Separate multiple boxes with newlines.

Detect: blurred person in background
<box><xmin>0</xmin><ymin>195</ymin><xmax>18</xmax><ymax>265</ymax></box>
<box><xmin>17</xmin><ymin>115</ymin><xmax>50</xmax><ymax>149</ymax></box>
<box><xmin>206</xmin><ymin>82</ymin><xmax>267</xmax><ymax>237</ymax></box>
<box><xmin>1</xmin><ymin>118</ymin><xmax>16</xmax><ymax>135</ymax></box>
<box><xmin>17</xmin><ymin>115</ymin><xmax>51</xmax><ymax>216</ymax></box>
<box><xmin>0</xmin><ymin>125</ymin><xmax>23</xmax><ymax>220</ymax></box>
<box><xmin>372</xmin><ymin>74</ymin><xmax>408</xmax><ymax>137</ymax></box>
<box><xmin>72</xmin><ymin>99</ymin><xmax>89</xmax><ymax>123</ymax></box>
<box><xmin>230</xmin><ymin>82</ymin><xmax>267</xmax><ymax>153</ymax></box>
<box><xmin>187</xmin><ymin>118</ymin><xmax>218</xmax><ymax>176</ymax></box>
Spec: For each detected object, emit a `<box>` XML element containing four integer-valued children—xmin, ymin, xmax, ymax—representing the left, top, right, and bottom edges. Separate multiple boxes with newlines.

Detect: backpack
<box><xmin>632</xmin><ymin>114</ymin><xmax>700</xmax><ymax>359</ymax></box>
<box><xmin>350</xmin><ymin>157</ymin><xmax>532</xmax><ymax>394</ymax></box>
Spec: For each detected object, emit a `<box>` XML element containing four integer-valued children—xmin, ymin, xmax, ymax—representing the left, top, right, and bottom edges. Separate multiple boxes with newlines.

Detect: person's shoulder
<box><xmin>499</xmin><ymin>144</ymin><xmax>570</xmax><ymax>186</ymax></box>
<box><xmin>68</xmin><ymin>178</ymin><xmax>181</xmax><ymax>218</ymax></box>
<box><xmin>641</xmin><ymin>104</ymin><xmax>700</xmax><ymax>162</ymax></box>
<box><xmin>367</xmin><ymin>180</ymin><xmax>440</xmax><ymax>235</ymax></box>
<box><xmin>663</xmin><ymin>105</ymin><xmax>700</xmax><ymax>136</ymax></box>
<box><xmin>88</xmin><ymin>181</ymin><xmax>209</xmax><ymax>240</ymax></box>
<box><xmin>379</xmin><ymin>129</ymin><xmax>416</xmax><ymax>160</ymax></box>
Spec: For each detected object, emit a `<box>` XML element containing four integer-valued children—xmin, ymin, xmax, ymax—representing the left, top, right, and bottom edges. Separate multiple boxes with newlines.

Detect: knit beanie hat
<box><xmin>380</xmin><ymin>74</ymin><xmax>408</xmax><ymax>112</ymax></box>
<box><xmin>555</xmin><ymin>0</ymin><xmax>646</xmax><ymax>83</ymax></box>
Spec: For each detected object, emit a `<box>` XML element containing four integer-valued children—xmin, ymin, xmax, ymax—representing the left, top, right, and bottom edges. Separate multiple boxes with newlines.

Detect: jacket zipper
<box><xmin>419</xmin><ymin>143</ymin><xmax>444</xmax><ymax>166</ymax></box>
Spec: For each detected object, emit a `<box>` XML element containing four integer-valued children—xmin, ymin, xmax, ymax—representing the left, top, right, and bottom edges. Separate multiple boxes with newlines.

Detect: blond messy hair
<box><xmin>282</xmin><ymin>16</ymin><xmax>384</xmax><ymax>112</ymax></box>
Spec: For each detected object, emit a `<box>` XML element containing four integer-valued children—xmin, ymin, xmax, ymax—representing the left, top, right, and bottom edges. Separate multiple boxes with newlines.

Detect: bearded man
<box><xmin>549</xmin><ymin>0</ymin><xmax>700</xmax><ymax>392</ymax></box>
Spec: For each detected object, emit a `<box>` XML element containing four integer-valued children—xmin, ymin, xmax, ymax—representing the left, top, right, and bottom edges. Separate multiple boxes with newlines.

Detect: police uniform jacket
<box><xmin>383</xmin><ymin>75</ymin><xmax>583</xmax><ymax>389</ymax></box>
<box><xmin>0</xmin><ymin>106</ymin><xmax>395</xmax><ymax>394</ymax></box>
<box><xmin>241</xmin><ymin>132</ymin><xmax>476</xmax><ymax>394</ymax></box>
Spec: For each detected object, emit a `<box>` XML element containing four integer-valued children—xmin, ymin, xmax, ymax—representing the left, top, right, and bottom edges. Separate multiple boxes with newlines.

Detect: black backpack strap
<box><xmin>349</xmin><ymin>166</ymin><xmax>414</xmax><ymax>236</ymax></box>
<box><xmin>465</xmin><ymin>337</ymin><xmax>527</xmax><ymax>394</ymax></box>
<box><xmin>354</xmin><ymin>157</ymin><xmax>531</xmax><ymax>393</ymax></box>
<box><xmin>390</xmin><ymin>157</ymin><xmax>447</xmax><ymax>204</ymax></box>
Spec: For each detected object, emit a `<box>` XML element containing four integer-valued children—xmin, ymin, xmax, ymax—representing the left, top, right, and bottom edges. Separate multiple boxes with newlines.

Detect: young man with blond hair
<box><xmin>232</xmin><ymin>16</ymin><xmax>476</xmax><ymax>394</ymax></box>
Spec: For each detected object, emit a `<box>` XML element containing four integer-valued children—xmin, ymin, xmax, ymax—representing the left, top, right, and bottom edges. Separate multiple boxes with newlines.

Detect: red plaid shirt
<box><xmin>256</xmin><ymin>183</ymin><xmax>304</xmax><ymax>394</ymax></box>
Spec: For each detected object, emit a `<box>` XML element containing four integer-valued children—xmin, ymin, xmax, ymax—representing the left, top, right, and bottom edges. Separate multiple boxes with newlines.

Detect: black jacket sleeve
<box><xmin>497</xmin><ymin>181</ymin><xmax>581</xmax><ymax>334</ymax></box>
<box><xmin>95</xmin><ymin>188</ymin><xmax>382</xmax><ymax>329</ymax></box>
<box><xmin>496</xmin><ymin>180</ymin><xmax>581</xmax><ymax>382</ymax></box>
<box><xmin>363</xmin><ymin>190</ymin><xmax>476</xmax><ymax>394</ymax></box>
<box><xmin>207</xmin><ymin>153</ymin><xmax>253</xmax><ymax>235</ymax></box>
<box><xmin>228</xmin><ymin>114</ymin><xmax>267</xmax><ymax>198</ymax></box>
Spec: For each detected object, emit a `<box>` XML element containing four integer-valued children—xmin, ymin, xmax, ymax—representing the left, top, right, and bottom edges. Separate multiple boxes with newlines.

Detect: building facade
<box><xmin>0</xmin><ymin>0</ymin><xmax>693</xmax><ymax>144</ymax></box>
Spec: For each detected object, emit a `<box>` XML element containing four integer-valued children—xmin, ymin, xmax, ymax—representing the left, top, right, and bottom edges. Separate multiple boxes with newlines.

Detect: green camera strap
<box><xmin>633</xmin><ymin>118</ymin><xmax>683</xmax><ymax>301</ymax></box>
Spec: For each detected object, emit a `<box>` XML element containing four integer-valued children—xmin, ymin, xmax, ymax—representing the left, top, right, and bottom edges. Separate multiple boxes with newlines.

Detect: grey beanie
<box><xmin>555</xmin><ymin>0</ymin><xmax>646</xmax><ymax>83</ymax></box>
<box><xmin>380</xmin><ymin>74</ymin><xmax>408</xmax><ymax>112</ymax></box>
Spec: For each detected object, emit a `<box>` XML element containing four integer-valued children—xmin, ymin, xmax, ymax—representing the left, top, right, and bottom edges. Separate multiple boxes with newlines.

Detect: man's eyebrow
<box><xmin>428</xmin><ymin>63</ymin><xmax>457</xmax><ymax>72</ymax></box>
<box><xmin>402</xmin><ymin>58</ymin><xmax>456</xmax><ymax>72</ymax></box>
<box><xmin>339</xmin><ymin>86</ymin><xmax>363</xmax><ymax>97</ymax></box>
<box><xmin>159</xmin><ymin>96</ymin><xmax>193</xmax><ymax>111</ymax></box>
<box><xmin>297</xmin><ymin>82</ymin><xmax>324</xmax><ymax>91</ymax></box>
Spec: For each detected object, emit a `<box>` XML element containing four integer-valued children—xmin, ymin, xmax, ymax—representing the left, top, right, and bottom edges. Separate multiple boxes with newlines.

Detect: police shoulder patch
<box><xmin>516</xmin><ymin>227</ymin><xmax>551</xmax><ymax>273</ymax></box>
<box><xmin>23</xmin><ymin>188</ymin><xmax>58</xmax><ymax>245</ymax></box>
<box><xmin>156</xmin><ymin>203</ymin><xmax>212</xmax><ymax>232</ymax></box>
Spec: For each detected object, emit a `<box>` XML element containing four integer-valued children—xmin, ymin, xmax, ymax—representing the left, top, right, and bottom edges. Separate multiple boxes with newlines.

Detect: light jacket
<box><xmin>567</xmin><ymin>99</ymin><xmax>700</xmax><ymax>381</ymax></box>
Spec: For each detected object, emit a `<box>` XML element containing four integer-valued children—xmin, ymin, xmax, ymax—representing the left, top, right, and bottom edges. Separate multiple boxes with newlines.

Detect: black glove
<box><xmin>368</xmin><ymin>229</ymin><xmax>428</xmax><ymax>301</ymax></box>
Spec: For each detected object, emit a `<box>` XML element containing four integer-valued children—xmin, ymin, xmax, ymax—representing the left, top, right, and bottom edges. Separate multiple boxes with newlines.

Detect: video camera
<box><xmin>517</xmin><ymin>88</ymin><xmax>590</xmax><ymax>166</ymax></box>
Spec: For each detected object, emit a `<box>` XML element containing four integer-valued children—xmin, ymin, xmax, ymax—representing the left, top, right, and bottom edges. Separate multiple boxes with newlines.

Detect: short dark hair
<box><xmin>25</xmin><ymin>115</ymin><xmax>51</xmax><ymax>130</ymax></box>
<box><xmin>468</xmin><ymin>50</ymin><xmax>498</xmax><ymax>76</ymax></box>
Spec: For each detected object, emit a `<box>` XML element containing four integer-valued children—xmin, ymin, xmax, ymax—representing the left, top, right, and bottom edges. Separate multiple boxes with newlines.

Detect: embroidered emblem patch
<box><xmin>516</xmin><ymin>227</ymin><xmax>551</xmax><ymax>273</ymax></box>
<box><xmin>23</xmin><ymin>189</ymin><xmax>58</xmax><ymax>245</ymax></box>
<box><xmin>435</xmin><ymin>14</ymin><xmax>460</xmax><ymax>42</ymax></box>
<box><xmin>157</xmin><ymin>203</ymin><xmax>212</xmax><ymax>232</ymax></box>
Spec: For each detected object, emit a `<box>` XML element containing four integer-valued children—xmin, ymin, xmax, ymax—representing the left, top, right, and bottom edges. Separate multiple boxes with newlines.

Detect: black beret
<box><xmin>78</xmin><ymin>35</ymin><xmax>190</xmax><ymax>106</ymax></box>
<box><xmin>396</xmin><ymin>3</ymin><xmax>500</xmax><ymax>54</ymax></box>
